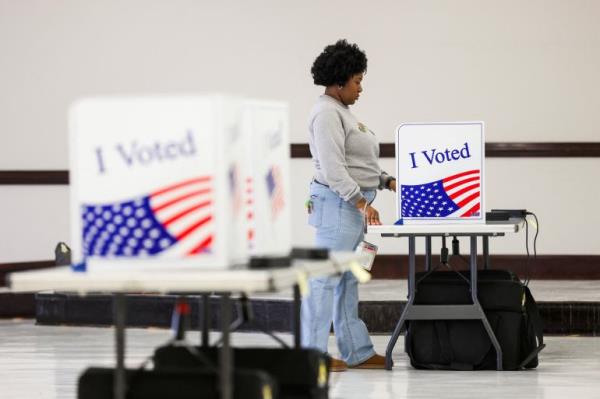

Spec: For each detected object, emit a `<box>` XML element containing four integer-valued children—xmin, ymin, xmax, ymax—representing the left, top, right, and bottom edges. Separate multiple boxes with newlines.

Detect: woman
<box><xmin>301</xmin><ymin>39</ymin><xmax>396</xmax><ymax>372</ymax></box>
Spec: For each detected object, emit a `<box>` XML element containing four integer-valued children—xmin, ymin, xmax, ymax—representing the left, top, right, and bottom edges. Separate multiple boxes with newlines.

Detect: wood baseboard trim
<box><xmin>292</xmin><ymin>142</ymin><xmax>600</xmax><ymax>159</ymax></box>
<box><xmin>31</xmin><ymin>292</ymin><xmax>600</xmax><ymax>335</ymax></box>
<box><xmin>370</xmin><ymin>254</ymin><xmax>600</xmax><ymax>279</ymax></box>
<box><xmin>0</xmin><ymin>171</ymin><xmax>69</xmax><ymax>185</ymax></box>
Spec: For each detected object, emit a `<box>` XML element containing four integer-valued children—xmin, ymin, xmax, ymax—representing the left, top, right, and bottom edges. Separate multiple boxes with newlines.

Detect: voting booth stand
<box><xmin>370</xmin><ymin>121</ymin><xmax>544</xmax><ymax>371</ymax></box>
<box><xmin>6</xmin><ymin>95</ymin><xmax>358</xmax><ymax>399</ymax></box>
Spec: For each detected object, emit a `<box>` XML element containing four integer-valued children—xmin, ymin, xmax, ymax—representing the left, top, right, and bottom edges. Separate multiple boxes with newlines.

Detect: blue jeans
<box><xmin>301</xmin><ymin>181</ymin><xmax>376</xmax><ymax>366</ymax></box>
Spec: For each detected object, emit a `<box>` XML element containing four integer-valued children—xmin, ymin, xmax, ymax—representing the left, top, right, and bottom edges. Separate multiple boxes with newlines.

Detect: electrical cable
<box><xmin>524</xmin><ymin>211</ymin><xmax>539</xmax><ymax>286</ymax></box>
<box><xmin>524</xmin><ymin>216</ymin><xmax>530</xmax><ymax>285</ymax></box>
<box><xmin>528</xmin><ymin>212</ymin><xmax>539</xmax><ymax>259</ymax></box>
<box><xmin>452</xmin><ymin>236</ymin><xmax>460</xmax><ymax>256</ymax></box>
<box><xmin>416</xmin><ymin>236</ymin><xmax>470</xmax><ymax>287</ymax></box>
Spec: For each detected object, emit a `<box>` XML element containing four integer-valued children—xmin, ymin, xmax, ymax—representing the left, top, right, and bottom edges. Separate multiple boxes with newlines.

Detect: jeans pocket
<box><xmin>308</xmin><ymin>194</ymin><xmax>323</xmax><ymax>227</ymax></box>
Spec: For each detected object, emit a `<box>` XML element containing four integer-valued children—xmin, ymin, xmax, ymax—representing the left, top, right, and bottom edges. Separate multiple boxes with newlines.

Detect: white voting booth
<box><xmin>69</xmin><ymin>95</ymin><xmax>291</xmax><ymax>271</ymax></box>
<box><xmin>370</xmin><ymin>121</ymin><xmax>524</xmax><ymax>371</ymax></box>
<box><xmin>242</xmin><ymin>100</ymin><xmax>291</xmax><ymax>257</ymax></box>
<box><xmin>8</xmin><ymin>95</ymin><xmax>360</xmax><ymax>399</ymax></box>
<box><xmin>395</xmin><ymin>122</ymin><xmax>485</xmax><ymax>224</ymax></box>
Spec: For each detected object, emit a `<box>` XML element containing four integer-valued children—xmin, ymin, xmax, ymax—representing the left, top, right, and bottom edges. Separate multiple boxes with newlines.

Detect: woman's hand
<box><xmin>356</xmin><ymin>199</ymin><xmax>381</xmax><ymax>225</ymax></box>
<box><xmin>363</xmin><ymin>205</ymin><xmax>382</xmax><ymax>225</ymax></box>
<box><xmin>389</xmin><ymin>179</ymin><xmax>397</xmax><ymax>192</ymax></box>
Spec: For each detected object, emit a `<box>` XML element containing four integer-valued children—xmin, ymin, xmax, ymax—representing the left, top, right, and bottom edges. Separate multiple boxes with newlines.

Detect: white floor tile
<box><xmin>1</xmin><ymin>319</ymin><xmax>599</xmax><ymax>399</ymax></box>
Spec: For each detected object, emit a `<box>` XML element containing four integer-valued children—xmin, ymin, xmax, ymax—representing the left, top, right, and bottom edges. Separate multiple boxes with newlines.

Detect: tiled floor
<box><xmin>1</xmin><ymin>319</ymin><xmax>599</xmax><ymax>399</ymax></box>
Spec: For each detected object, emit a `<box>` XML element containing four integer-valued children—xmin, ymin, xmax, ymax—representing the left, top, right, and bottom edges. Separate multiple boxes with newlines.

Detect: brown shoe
<box><xmin>349</xmin><ymin>354</ymin><xmax>388</xmax><ymax>369</ymax></box>
<box><xmin>329</xmin><ymin>357</ymin><xmax>348</xmax><ymax>372</ymax></box>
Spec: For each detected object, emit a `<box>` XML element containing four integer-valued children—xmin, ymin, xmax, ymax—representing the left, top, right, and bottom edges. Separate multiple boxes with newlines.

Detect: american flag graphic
<box><xmin>246</xmin><ymin>176</ymin><xmax>255</xmax><ymax>246</ymax></box>
<box><xmin>266</xmin><ymin>165</ymin><xmax>285</xmax><ymax>220</ymax></box>
<box><xmin>400</xmin><ymin>169</ymin><xmax>481</xmax><ymax>218</ymax></box>
<box><xmin>82</xmin><ymin>176</ymin><xmax>214</xmax><ymax>257</ymax></box>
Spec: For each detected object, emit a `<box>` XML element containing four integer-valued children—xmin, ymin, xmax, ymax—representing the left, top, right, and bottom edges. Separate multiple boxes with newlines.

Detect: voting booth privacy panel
<box><xmin>242</xmin><ymin>101</ymin><xmax>292</xmax><ymax>257</ymax></box>
<box><xmin>69</xmin><ymin>95</ymin><xmax>291</xmax><ymax>271</ymax></box>
<box><xmin>395</xmin><ymin>122</ymin><xmax>485</xmax><ymax>224</ymax></box>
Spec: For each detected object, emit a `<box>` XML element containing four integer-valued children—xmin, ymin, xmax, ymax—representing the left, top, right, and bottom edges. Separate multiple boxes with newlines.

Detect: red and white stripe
<box><xmin>443</xmin><ymin>169</ymin><xmax>481</xmax><ymax>218</ymax></box>
<box><xmin>246</xmin><ymin>177</ymin><xmax>255</xmax><ymax>247</ymax></box>
<box><xmin>149</xmin><ymin>176</ymin><xmax>214</xmax><ymax>255</ymax></box>
<box><xmin>270</xmin><ymin>166</ymin><xmax>285</xmax><ymax>221</ymax></box>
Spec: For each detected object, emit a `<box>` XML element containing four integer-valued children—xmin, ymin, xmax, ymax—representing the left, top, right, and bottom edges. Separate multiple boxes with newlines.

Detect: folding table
<box><xmin>8</xmin><ymin>252</ymin><xmax>364</xmax><ymax>399</ymax></box>
<box><xmin>368</xmin><ymin>219</ymin><xmax>524</xmax><ymax>370</ymax></box>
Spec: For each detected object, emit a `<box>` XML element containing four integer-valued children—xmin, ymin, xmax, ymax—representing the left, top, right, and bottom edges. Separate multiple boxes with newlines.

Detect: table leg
<box><xmin>470</xmin><ymin>236</ymin><xmax>478</xmax><ymax>298</ymax></box>
<box><xmin>113</xmin><ymin>293</ymin><xmax>126</xmax><ymax>399</ymax></box>
<box><xmin>483</xmin><ymin>235</ymin><xmax>490</xmax><ymax>270</ymax></box>
<box><xmin>425</xmin><ymin>236</ymin><xmax>432</xmax><ymax>271</ymax></box>
<box><xmin>201</xmin><ymin>294</ymin><xmax>210</xmax><ymax>348</ymax></box>
<box><xmin>385</xmin><ymin>235</ymin><xmax>416</xmax><ymax>370</ymax></box>
<box><xmin>470</xmin><ymin>236</ymin><xmax>503</xmax><ymax>370</ymax></box>
<box><xmin>219</xmin><ymin>294</ymin><xmax>233</xmax><ymax>399</ymax></box>
<box><xmin>293</xmin><ymin>284</ymin><xmax>301</xmax><ymax>349</ymax></box>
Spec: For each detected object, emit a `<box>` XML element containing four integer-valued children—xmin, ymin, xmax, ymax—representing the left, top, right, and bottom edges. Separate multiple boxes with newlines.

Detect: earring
<box><xmin>338</xmin><ymin>85</ymin><xmax>343</xmax><ymax>90</ymax></box>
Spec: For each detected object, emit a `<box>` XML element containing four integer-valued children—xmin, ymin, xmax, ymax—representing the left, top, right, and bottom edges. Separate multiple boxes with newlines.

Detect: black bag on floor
<box><xmin>78</xmin><ymin>367</ymin><xmax>277</xmax><ymax>399</ymax></box>
<box><xmin>405</xmin><ymin>270</ymin><xmax>545</xmax><ymax>370</ymax></box>
<box><xmin>153</xmin><ymin>346</ymin><xmax>330</xmax><ymax>399</ymax></box>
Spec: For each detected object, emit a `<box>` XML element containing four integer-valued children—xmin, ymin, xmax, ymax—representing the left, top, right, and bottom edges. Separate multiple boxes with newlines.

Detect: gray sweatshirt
<box><xmin>308</xmin><ymin>95</ymin><xmax>394</xmax><ymax>205</ymax></box>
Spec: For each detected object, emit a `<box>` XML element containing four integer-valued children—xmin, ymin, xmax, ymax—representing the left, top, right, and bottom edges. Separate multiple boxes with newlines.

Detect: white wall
<box><xmin>1</xmin><ymin>1</ymin><xmax>599</xmax><ymax>262</ymax></box>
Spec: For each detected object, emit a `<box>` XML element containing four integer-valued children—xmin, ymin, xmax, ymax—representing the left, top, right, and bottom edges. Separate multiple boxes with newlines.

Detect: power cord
<box><xmin>417</xmin><ymin>211</ymin><xmax>540</xmax><ymax>288</ymax></box>
<box><xmin>523</xmin><ymin>211</ymin><xmax>539</xmax><ymax>286</ymax></box>
<box><xmin>416</xmin><ymin>236</ymin><xmax>471</xmax><ymax>287</ymax></box>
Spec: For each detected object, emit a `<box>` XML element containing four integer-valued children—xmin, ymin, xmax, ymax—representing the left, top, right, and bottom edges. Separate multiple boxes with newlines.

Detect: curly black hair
<box><xmin>311</xmin><ymin>39</ymin><xmax>367</xmax><ymax>87</ymax></box>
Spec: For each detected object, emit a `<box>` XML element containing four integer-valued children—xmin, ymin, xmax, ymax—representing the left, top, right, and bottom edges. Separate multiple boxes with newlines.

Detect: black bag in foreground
<box><xmin>153</xmin><ymin>346</ymin><xmax>330</xmax><ymax>399</ymax></box>
<box><xmin>78</xmin><ymin>367</ymin><xmax>277</xmax><ymax>399</ymax></box>
<box><xmin>405</xmin><ymin>270</ymin><xmax>545</xmax><ymax>370</ymax></box>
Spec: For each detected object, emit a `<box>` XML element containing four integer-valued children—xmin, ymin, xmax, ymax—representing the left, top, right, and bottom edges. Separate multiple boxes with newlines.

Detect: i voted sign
<box><xmin>395</xmin><ymin>122</ymin><xmax>485</xmax><ymax>224</ymax></box>
<box><xmin>69</xmin><ymin>95</ymin><xmax>249</xmax><ymax>270</ymax></box>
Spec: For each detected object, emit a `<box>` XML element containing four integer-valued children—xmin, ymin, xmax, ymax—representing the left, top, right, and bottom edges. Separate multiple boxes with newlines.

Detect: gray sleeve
<box><xmin>312</xmin><ymin>110</ymin><xmax>364</xmax><ymax>204</ymax></box>
<box><xmin>378</xmin><ymin>172</ymin><xmax>396</xmax><ymax>190</ymax></box>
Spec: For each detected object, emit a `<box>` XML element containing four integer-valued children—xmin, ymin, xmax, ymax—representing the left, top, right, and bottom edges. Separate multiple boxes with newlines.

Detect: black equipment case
<box><xmin>153</xmin><ymin>346</ymin><xmax>330</xmax><ymax>399</ymax></box>
<box><xmin>78</xmin><ymin>367</ymin><xmax>277</xmax><ymax>399</ymax></box>
<box><xmin>405</xmin><ymin>270</ymin><xmax>545</xmax><ymax>370</ymax></box>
